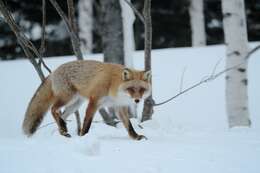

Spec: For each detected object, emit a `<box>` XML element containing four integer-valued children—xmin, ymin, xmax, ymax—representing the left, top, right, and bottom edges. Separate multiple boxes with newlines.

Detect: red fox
<box><xmin>23</xmin><ymin>60</ymin><xmax>152</xmax><ymax>140</ymax></box>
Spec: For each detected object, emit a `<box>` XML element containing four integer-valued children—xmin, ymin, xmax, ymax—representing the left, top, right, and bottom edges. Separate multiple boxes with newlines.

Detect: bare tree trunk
<box><xmin>98</xmin><ymin>0</ymin><xmax>125</xmax><ymax>124</ymax></box>
<box><xmin>141</xmin><ymin>0</ymin><xmax>154</xmax><ymax>122</ymax></box>
<box><xmin>189</xmin><ymin>0</ymin><xmax>206</xmax><ymax>46</ymax></box>
<box><xmin>67</xmin><ymin>0</ymin><xmax>83</xmax><ymax>134</ymax></box>
<box><xmin>120</xmin><ymin>0</ymin><xmax>137</xmax><ymax>118</ymax></box>
<box><xmin>222</xmin><ymin>0</ymin><xmax>251</xmax><ymax>127</ymax></box>
<box><xmin>120</xmin><ymin>0</ymin><xmax>135</xmax><ymax>68</ymax></box>
<box><xmin>78</xmin><ymin>0</ymin><xmax>93</xmax><ymax>54</ymax></box>
<box><xmin>99</xmin><ymin>0</ymin><xmax>124</xmax><ymax>64</ymax></box>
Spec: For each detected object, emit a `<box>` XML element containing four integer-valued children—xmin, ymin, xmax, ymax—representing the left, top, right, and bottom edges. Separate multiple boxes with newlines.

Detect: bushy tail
<box><xmin>23</xmin><ymin>78</ymin><xmax>54</xmax><ymax>136</ymax></box>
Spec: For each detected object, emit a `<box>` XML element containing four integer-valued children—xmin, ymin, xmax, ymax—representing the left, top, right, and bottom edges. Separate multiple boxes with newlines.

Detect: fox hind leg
<box><xmin>62</xmin><ymin>97</ymin><xmax>83</xmax><ymax>135</ymax></box>
<box><xmin>61</xmin><ymin>97</ymin><xmax>83</xmax><ymax>120</ymax></box>
<box><xmin>51</xmin><ymin>99</ymin><xmax>71</xmax><ymax>137</ymax></box>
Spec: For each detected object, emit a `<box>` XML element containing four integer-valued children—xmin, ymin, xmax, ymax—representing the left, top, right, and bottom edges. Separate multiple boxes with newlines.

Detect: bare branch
<box><xmin>123</xmin><ymin>0</ymin><xmax>144</xmax><ymax>24</ymax></box>
<box><xmin>48</xmin><ymin>0</ymin><xmax>83</xmax><ymax>60</ymax></box>
<box><xmin>154</xmin><ymin>45</ymin><xmax>260</xmax><ymax>106</ymax></box>
<box><xmin>245</xmin><ymin>44</ymin><xmax>260</xmax><ymax>59</ymax></box>
<box><xmin>211</xmin><ymin>58</ymin><xmax>222</xmax><ymax>77</ymax></box>
<box><xmin>67</xmin><ymin>0</ymin><xmax>83</xmax><ymax>60</ymax></box>
<box><xmin>67</xmin><ymin>0</ymin><xmax>77</xmax><ymax>32</ymax></box>
<box><xmin>39</xmin><ymin>0</ymin><xmax>52</xmax><ymax>73</ymax></box>
<box><xmin>154</xmin><ymin>74</ymin><xmax>213</xmax><ymax>107</ymax></box>
<box><xmin>0</xmin><ymin>0</ymin><xmax>47</xmax><ymax>80</ymax></box>
<box><xmin>39</xmin><ymin>0</ymin><xmax>46</xmax><ymax>57</ymax></box>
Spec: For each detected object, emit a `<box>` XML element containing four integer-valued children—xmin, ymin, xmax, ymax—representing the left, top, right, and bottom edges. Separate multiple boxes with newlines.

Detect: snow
<box><xmin>0</xmin><ymin>45</ymin><xmax>260</xmax><ymax>173</ymax></box>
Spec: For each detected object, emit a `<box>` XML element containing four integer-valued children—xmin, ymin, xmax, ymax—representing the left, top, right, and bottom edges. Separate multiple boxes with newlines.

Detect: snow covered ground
<box><xmin>0</xmin><ymin>45</ymin><xmax>259</xmax><ymax>173</ymax></box>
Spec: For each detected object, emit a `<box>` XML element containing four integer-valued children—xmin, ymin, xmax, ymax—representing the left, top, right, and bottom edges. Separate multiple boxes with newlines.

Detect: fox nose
<box><xmin>134</xmin><ymin>99</ymin><xmax>140</xmax><ymax>103</ymax></box>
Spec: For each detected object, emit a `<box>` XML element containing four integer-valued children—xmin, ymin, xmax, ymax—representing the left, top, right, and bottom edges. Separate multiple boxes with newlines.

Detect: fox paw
<box><xmin>63</xmin><ymin>133</ymin><xmax>71</xmax><ymax>138</ymax></box>
<box><xmin>136</xmin><ymin>135</ymin><xmax>147</xmax><ymax>141</ymax></box>
<box><xmin>60</xmin><ymin>131</ymin><xmax>71</xmax><ymax>138</ymax></box>
<box><xmin>79</xmin><ymin>130</ymin><xmax>86</xmax><ymax>136</ymax></box>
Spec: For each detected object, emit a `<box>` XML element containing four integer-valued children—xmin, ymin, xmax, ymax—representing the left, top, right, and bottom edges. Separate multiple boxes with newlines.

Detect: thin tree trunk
<box><xmin>67</xmin><ymin>0</ymin><xmax>83</xmax><ymax>134</ymax></box>
<box><xmin>189</xmin><ymin>0</ymin><xmax>206</xmax><ymax>46</ymax></box>
<box><xmin>222</xmin><ymin>0</ymin><xmax>251</xmax><ymax>127</ymax></box>
<box><xmin>141</xmin><ymin>0</ymin><xmax>154</xmax><ymax>122</ymax></box>
<box><xmin>78</xmin><ymin>0</ymin><xmax>93</xmax><ymax>54</ymax></box>
<box><xmin>120</xmin><ymin>0</ymin><xmax>135</xmax><ymax>68</ymax></box>
<box><xmin>120</xmin><ymin>0</ymin><xmax>137</xmax><ymax>118</ymax></box>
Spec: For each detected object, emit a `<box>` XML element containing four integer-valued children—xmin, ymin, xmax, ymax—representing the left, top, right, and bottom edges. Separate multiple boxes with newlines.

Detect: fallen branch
<box><xmin>154</xmin><ymin>45</ymin><xmax>260</xmax><ymax>106</ymax></box>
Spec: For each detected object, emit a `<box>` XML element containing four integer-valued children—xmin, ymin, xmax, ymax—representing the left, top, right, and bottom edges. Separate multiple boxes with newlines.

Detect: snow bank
<box><xmin>0</xmin><ymin>45</ymin><xmax>259</xmax><ymax>173</ymax></box>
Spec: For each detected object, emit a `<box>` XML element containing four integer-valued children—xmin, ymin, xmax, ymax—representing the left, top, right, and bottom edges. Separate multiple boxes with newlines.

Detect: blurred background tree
<box><xmin>0</xmin><ymin>0</ymin><xmax>260</xmax><ymax>60</ymax></box>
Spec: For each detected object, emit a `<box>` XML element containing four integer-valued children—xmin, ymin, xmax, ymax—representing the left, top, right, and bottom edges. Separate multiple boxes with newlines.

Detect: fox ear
<box><xmin>122</xmin><ymin>68</ymin><xmax>131</xmax><ymax>81</ymax></box>
<box><xmin>143</xmin><ymin>70</ymin><xmax>152</xmax><ymax>82</ymax></box>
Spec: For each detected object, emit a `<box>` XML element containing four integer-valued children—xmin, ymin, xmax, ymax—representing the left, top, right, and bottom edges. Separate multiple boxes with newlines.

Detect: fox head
<box><xmin>119</xmin><ymin>68</ymin><xmax>152</xmax><ymax>104</ymax></box>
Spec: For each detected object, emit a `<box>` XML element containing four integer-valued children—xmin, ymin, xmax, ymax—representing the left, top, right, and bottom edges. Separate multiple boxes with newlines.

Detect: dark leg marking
<box><xmin>51</xmin><ymin>100</ymin><xmax>71</xmax><ymax>137</ymax></box>
<box><xmin>118</xmin><ymin>107</ymin><xmax>147</xmax><ymax>140</ymax></box>
<box><xmin>80</xmin><ymin>97</ymin><xmax>98</xmax><ymax>136</ymax></box>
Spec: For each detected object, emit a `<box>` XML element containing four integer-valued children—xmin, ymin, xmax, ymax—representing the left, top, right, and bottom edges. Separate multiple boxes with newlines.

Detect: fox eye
<box><xmin>139</xmin><ymin>87</ymin><xmax>146</xmax><ymax>94</ymax></box>
<box><xmin>126</xmin><ymin>87</ymin><xmax>135</xmax><ymax>93</ymax></box>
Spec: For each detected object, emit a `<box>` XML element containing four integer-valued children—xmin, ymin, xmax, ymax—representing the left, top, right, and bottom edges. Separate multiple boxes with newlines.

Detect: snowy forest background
<box><xmin>1</xmin><ymin>0</ymin><xmax>260</xmax><ymax>60</ymax></box>
<box><xmin>0</xmin><ymin>0</ymin><xmax>260</xmax><ymax>172</ymax></box>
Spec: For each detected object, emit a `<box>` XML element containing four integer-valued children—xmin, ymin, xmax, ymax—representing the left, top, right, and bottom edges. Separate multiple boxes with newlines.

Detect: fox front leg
<box><xmin>117</xmin><ymin>106</ymin><xmax>147</xmax><ymax>140</ymax></box>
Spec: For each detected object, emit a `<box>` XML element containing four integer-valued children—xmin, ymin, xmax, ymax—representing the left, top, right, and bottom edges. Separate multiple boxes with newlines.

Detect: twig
<box><xmin>154</xmin><ymin>45</ymin><xmax>260</xmax><ymax>106</ymax></box>
<box><xmin>179</xmin><ymin>67</ymin><xmax>186</xmax><ymax>93</ymax></box>
<box><xmin>245</xmin><ymin>44</ymin><xmax>260</xmax><ymax>59</ymax></box>
<box><xmin>211</xmin><ymin>58</ymin><xmax>222</xmax><ymax>77</ymax></box>
<box><xmin>123</xmin><ymin>0</ymin><xmax>144</xmax><ymax>24</ymax></box>
<box><xmin>38</xmin><ymin>120</ymin><xmax>73</xmax><ymax>130</ymax></box>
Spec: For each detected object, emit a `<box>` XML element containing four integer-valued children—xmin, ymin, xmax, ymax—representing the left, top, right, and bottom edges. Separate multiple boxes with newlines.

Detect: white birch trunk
<box><xmin>189</xmin><ymin>0</ymin><xmax>206</xmax><ymax>46</ymax></box>
<box><xmin>78</xmin><ymin>0</ymin><xmax>93</xmax><ymax>54</ymax></box>
<box><xmin>120</xmin><ymin>0</ymin><xmax>135</xmax><ymax>68</ymax></box>
<box><xmin>222</xmin><ymin>0</ymin><xmax>251</xmax><ymax>127</ymax></box>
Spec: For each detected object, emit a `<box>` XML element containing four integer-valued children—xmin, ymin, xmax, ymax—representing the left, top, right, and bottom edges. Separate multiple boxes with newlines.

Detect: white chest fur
<box><xmin>98</xmin><ymin>94</ymin><xmax>134</xmax><ymax>108</ymax></box>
